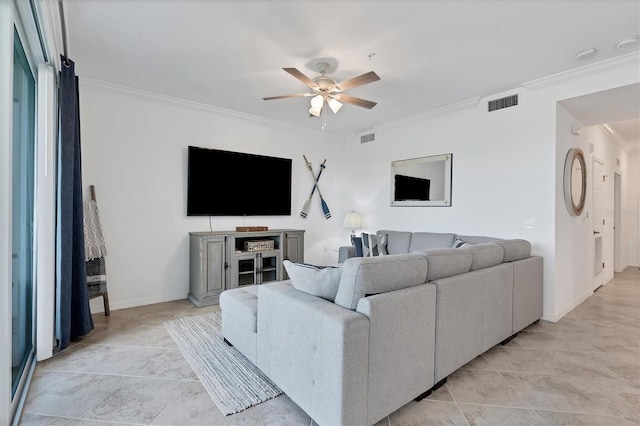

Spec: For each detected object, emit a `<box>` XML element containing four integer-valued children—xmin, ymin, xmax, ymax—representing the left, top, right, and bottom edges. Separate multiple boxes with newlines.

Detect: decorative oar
<box><xmin>303</xmin><ymin>155</ymin><xmax>331</xmax><ymax>219</ymax></box>
<box><xmin>300</xmin><ymin>157</ymin><xmax>327</xmax><ymax>219</ymax></box>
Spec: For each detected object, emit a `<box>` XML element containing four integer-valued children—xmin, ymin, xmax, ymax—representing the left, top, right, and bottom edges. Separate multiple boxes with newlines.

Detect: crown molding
<box><xmin>373</xmin><ymin>96</ymin><xmax>481</xmax><ymax>134</ymax></box>
<box><xmin>79</xmin><ymin>77</ymin><xmax>334</xmax><ymax>137</ymax></box>
<box><xmin>598</xmin><ymin>124</ymin><xmax>639</xmax><ymax>155</ymax></box>
<box><xmin>522</xmin><ymin>51</ymin><xmax>640</xmax><ymax>90</ymax></box>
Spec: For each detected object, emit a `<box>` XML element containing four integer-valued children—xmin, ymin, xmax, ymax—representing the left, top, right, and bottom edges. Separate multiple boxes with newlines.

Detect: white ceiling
<box><xmin>61</xmin><ymin>0</ymin><xmax>640</xmax><ymax>139</ymax></box>
<box><xmin>560</xmin><ymin>83</ymin><xmax>640</xmax><ymax>152</ymax></box>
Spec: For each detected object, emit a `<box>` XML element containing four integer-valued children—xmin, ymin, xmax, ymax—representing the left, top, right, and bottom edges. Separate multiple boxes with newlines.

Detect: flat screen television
<box><xmin>394</xmin><ymin>174</ymin><xmax>430</xmax><ymax>201</ymax></box>
<box><xmin>187</xmin><ymin>146</ymin><xmax>292</xmax><ymax>216</ymax></box>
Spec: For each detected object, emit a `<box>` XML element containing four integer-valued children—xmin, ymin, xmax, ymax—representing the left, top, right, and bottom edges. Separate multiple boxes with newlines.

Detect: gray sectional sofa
<box><xmin>219</xmin><ymin>230</ymin><xmax>543</xmax><ymax>426</ymax></box>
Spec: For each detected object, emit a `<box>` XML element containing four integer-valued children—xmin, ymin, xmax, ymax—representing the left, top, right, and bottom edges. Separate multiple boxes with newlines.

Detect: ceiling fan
<box><xmin>263</xmin><ymin>62</ymin><xmax>380</xmax><ymax>128</ymax></box>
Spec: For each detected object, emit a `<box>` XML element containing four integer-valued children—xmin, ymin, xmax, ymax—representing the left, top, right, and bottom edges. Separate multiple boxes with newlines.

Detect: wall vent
<box><xmin>488</xmin><ymin>94</ymin><xmax>518</xmax><ymax>112</ymax></box>
<box><xmin>360</xmin><ymin>132</ymin><xmax>375</xmax><ymax>144</ymax></box>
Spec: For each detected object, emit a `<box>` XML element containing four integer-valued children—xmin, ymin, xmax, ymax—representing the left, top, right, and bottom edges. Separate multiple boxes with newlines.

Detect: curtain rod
<box><xmin>57</xmin><ymin>0</ymin><xmax>69</xmax><ymax>66</ymax></box>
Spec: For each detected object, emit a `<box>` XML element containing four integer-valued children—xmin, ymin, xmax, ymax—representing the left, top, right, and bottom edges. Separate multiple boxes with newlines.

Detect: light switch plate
<box><xmin>523</xmin><ymin>219</ymin><xmax>536</xmax><ymax>229</ymax></box>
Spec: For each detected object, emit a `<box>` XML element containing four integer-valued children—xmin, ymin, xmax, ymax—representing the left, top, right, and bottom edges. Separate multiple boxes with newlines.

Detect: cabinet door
<box><xmin>234</xmin><ymin>253</ymin><xmax>258</xmax><ymax>287</ymax></box>
<box><xmin>205</xmin><ymin>238</ymin><xmax>227</xmax><ymax>296</ymax></box>
<box><xmin>284</xmin><ymin>231</ymin><xmax>304</xmax><ymax>263</ymax></box>
<box><xmin>259</xmin><ymin>251</ymin><xmax>281</xmax><ymax>284</ymax></box>
<box><xmin>283</xmin><ymin>231</ymin><xmax>304</xmax><ymax>279</ymax></box>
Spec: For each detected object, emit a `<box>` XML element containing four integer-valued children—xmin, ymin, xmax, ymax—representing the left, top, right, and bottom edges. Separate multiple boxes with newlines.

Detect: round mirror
<box><xmin>563</xmin><ymin>148</ymin><xmax>586</xmax><ymax>216</ymax></box>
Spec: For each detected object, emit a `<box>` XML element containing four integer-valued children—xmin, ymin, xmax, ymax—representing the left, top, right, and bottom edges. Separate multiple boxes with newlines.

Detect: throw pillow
<box><xmin>452</xmin><ymin>239</ymin><xmax>473</xmax><ymax>249</ymax></box>
<box><xmin>361</xmin><ymin>232</ymin><xmax>388</xmax><ymax>257</ymax></box>
<box><xmin>452</xmin><ymin>238</ymin><xmax>467</xmax><ymax>248</ymax></box>
<box><xmin>283</xmin><ymin>260</ymin><xmax>343</xmax><ymax>302</ymax></box>
<box><xmin>351</xmin><ymin>236</ymin><xmax>364</xmax><ymax>257</ymax></box>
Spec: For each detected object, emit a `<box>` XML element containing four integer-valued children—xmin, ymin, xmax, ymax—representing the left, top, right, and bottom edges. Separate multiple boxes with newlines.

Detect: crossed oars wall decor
<box><xmin>300</xmin><ymin>155</ymin><xmax>331</xmax><ymax>219</ymax></box>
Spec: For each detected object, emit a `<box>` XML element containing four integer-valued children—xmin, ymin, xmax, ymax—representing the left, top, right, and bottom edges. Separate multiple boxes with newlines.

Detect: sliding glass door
<box><xmin>11</xmin><ymin>26</ymin><xmax>36</xmax><ymax>403</ymax></box>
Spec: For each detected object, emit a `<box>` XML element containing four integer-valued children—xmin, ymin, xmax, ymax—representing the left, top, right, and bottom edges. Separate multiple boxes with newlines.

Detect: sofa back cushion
<box><xmin>414</xmin><ymin>248</ymin><xmax>472</xmax><ymax>281</ymax></box>
<box><xmin>377</xmin><ymin>230</ymin><xmax>412</xmax><ymax>254</ymax></box>
<box><xmin>462</xmin><ymin>243</ymin><xmax>504</xmax><ymax>271</ymax></box>
<box><xmin>495</xmin><ymin>239</ymin><xmax>531</xmax><ymax>261</ymax></box>
<box><xmin>334</xmin><ymin>253</ymin><xmax>428</xmax><ymax>310</ymax></box>
<box><xmin>283</xmin><ymin>261</ymin><xmax>343</xmax><ymax>301</ymax></box>
<box><xmin>455</xmin><ymin>235</ymin><xmax>500</xmax><ymax>244</ymax></box>
<box><xmin>409</xmin><ymin>232</ymin><xmax>457</xmax><ymax>252</ymax></box>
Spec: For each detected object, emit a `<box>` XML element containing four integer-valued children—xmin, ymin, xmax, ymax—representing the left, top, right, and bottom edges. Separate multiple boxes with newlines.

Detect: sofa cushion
<box><xmin>334</xmin><ymin>253</ymin><xmax>428</xmax><ymax>310</ymax></box>
<box><xmin>219</xmin><ymin>285</ymin><xmax>260</xmax><ymax>332</ymax></box>
<box><xmin>409</xmin><ymin>232</ymin><xmax>457</xmax><ymax>252</ymax></box>
<box><xmin>414</xmin><ymin>248</ymin><xmax>472</xmax><ymax>281</ymax></box>
<box><xmin>362</xmin><ymin>232</ymin><xmax>388</xmax><ymax>257</ymax></box>
<box><xmin>455</xmin><ymin>235</ymin><xmax>500</xmax><ymax>244</ymax></box>
<box><xmin>378</xmin><ymin>230</ymin><xmax>412</xmax><ymax>254</ymax></box>
<box><xmin>462</xmin><ymin>243</ymin><xmax>504</xmax><ymax>271</ymax></box>
<box><xmin>495</xmin><ymin>239</ymin><xmax>531</xmax><ymax>261</ymax></box>
<box><xmin>283</xmin><ymin>261</ymin><xmax>343</xmax><ymax>302</ymax></box>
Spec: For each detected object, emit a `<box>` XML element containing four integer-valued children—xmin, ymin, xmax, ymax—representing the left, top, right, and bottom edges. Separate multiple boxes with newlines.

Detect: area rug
<box><xmin>163</xmin><ymin>311</ymin><xmax>282</xmax><ymax>415</ymax></box>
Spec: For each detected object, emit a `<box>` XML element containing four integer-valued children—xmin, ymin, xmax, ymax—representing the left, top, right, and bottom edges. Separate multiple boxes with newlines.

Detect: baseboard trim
<box><xmin>543</xmin><ymin>287</ymin><xmax>593</xmax><ymax>323</ymax></box>
<box><xmin>89</xmin><ymin>292</ymin><xmax>189</xmax><ymax>313</ymax></box>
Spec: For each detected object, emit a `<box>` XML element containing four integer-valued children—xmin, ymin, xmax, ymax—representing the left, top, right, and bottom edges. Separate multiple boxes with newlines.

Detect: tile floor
<box><xmin>19</xmin><ymin>267</ymin><xmax>639</xmax><ymax>425</ymax></box>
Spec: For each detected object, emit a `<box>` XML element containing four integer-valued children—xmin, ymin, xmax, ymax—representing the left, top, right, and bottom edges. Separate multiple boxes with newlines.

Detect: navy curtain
<box><xmin>57</xmin><ymin>56</ymin><xmax>93</xmax><ymax>350</ymax></box>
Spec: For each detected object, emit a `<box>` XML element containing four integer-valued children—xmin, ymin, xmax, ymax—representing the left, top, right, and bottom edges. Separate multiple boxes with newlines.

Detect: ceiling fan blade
<box><xmin>330</xmin><ymin>71</ymin><xmax>380</xmax><ymax>92</ymax></box>
<box><xmin>332</xmin><ymin>94</ymin><xmax>377</xmax><ymax>109</ymax></box>
<box><xmin>283</xmin><ymin>68</ymin><xmax>319</xmax><ymax>90</ymax></box>
<box><xmin>262</xmin><ymin>93</ymin><xmax>313</xmax><ymax>100</ymax></box>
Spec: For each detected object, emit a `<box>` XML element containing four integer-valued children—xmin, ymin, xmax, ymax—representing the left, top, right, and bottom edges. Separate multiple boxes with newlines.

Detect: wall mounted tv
<box><xmin>187</xmin><ymin>146</ymin><xmax>292</xmax><ymax>216</ymax></box>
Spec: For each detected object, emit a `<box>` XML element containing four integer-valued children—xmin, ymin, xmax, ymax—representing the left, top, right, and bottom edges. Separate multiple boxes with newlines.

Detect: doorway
<box><xmin>592</xmin><ymin>156</ymin><xmax>606</xmax><ymax>289</ymax></box>
<box><xmin>614</xmin><ymin>172</ymin><xmax>623</xmax><ymax>272</ymax></box>
<box><xmin>11</xmin><ymin>27</ymin><xmax>36</xmax><ymax>419</ymax></box>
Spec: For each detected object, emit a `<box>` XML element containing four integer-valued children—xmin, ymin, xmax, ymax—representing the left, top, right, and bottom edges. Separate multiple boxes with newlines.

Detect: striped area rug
<box><xmin>164</xmin><ymin>312</ymin><xmax>282</xmax><ymax>415</ymax></box>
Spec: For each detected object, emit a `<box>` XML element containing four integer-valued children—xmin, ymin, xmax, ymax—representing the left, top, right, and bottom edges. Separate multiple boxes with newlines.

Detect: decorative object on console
<box><xmin>361</xmin><ymin>232</ymin><xmax>388</xmax><ymax>257</ymax></box>
<box><xmin>303</xmin><ymin>155</ymin><xmax>331</xmax><ymax>219</ymax></box>
<box><xmin>300</xmin><ymin>157</ymin><xmax>330</xmax><ymax>219</ymax></box>
<box><xmin>262</xmin><ymin>62</ymin><xmax>380</xmax><ymax>130</ymax></box>
<box><xmin>342</xmin><ymin>211</ymin><xmax>362</xmax><ymax>241</ymax></box>
<box><xmin>283</xmin><ymin>260</ymin><xmax>343</xmax><ymax>302</ymax></box>
<box><xmin>243</xmin><ymin>240</ymin><xmax>275</xmax><ymax>251</ymax></box>
<box><xmin>236</xmin><ymin>226</ymin><xmax>269</xmax><ymax>232</ymax></box>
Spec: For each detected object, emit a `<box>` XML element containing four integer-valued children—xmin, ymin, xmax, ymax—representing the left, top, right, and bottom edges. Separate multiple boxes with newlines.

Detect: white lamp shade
<box><xmin>328</xmin><ymin>98</ymin><xmax>343</xmax><ymax>114</ymax></box>
<box><xmin>342</xmin><ymin>211</ymin><xmax>362</xmax><ymax>230</ymax></box>
<box><xmin>309</xmin><ymin>94</ymin><xmax>324</xmax><ymax>116</ymax></box>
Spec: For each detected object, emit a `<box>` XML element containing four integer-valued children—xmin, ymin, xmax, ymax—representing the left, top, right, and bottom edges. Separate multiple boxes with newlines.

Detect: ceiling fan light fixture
<box><xmin>328</xmin><ymin>98</ymin><xmax>343</xmax><ymax>114</ymax></box>
<box><xmin>310</xmin><ymin>94</ymin><xmax>324</xmax><ymax>108</ymax></box>
<box><xmin>309</xmin><ymin>94</ymin><xmax>324</xmax><ymax>116</ymax></box>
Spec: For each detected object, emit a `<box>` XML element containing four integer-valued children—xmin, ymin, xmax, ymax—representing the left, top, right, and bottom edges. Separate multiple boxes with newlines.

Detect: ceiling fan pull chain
<box><xmin>322</xmin><ymin>101</ymin><xmax>327</xmax><ymax>130</ymax></box>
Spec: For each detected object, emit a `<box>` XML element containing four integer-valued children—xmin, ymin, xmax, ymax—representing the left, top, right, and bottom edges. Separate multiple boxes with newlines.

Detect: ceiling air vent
<box><xmin>360</xmin><ymin>132</ymin><xmax>375</xmax><ymax>144</ymax></box>
<box><xmin>488</xmin><ymin>94</ymin><xmax>518</xmax><ymax>112</ymax></box>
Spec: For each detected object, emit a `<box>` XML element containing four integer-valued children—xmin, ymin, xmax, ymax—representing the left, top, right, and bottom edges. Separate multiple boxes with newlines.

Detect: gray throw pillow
<box><xmin>283</xmin><ymin>260</ymin><xmax>343</xmax><ymax>302</ymax></box>
<box><xmin>452</xmin><ymin>238</ymin><xmax>469</xmax><ymax>248</ymax></box>
<box><xmin>362</xmin><ymin>232</ymin><xmax>388</xmax><ymax>257</ymax></box>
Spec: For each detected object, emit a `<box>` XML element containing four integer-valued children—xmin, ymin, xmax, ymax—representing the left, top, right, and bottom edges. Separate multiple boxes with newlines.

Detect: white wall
<box><xmin>344</xmin><ymin>89</ymin><xmax>558</xmax><ymax>319</ymax></box>
<box><xmin>343</xmin><ymin>58</ymin><xmax>639</xmax><ymax>322</ymax></box>
<box><xmin>554</xmin><ymin>106</ymin><xmax>593</xmax><ymax>318</ymax></box>
<box><xmin>79</xmin><ymin>79</ymin><xmax>346</xmax><ymax>312</ymax></box>
<box><xmin>554</xmin><ymin>107</ymin><xmax>636</xmax><ymax>317</ymax></box>
<box><xmin>80</xmin><ymin>55</ymin><xmax>639</xmax><ymax>319</ymax></box>
<box><xmin>629</xmin><ymin>151</ymin><xmax>640</xmax><ymax>266</ymax></box>
<box><xmin>620</xmin><ymin>150</ymin><xmax>640</xmax><ymax>266</ymax></box>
